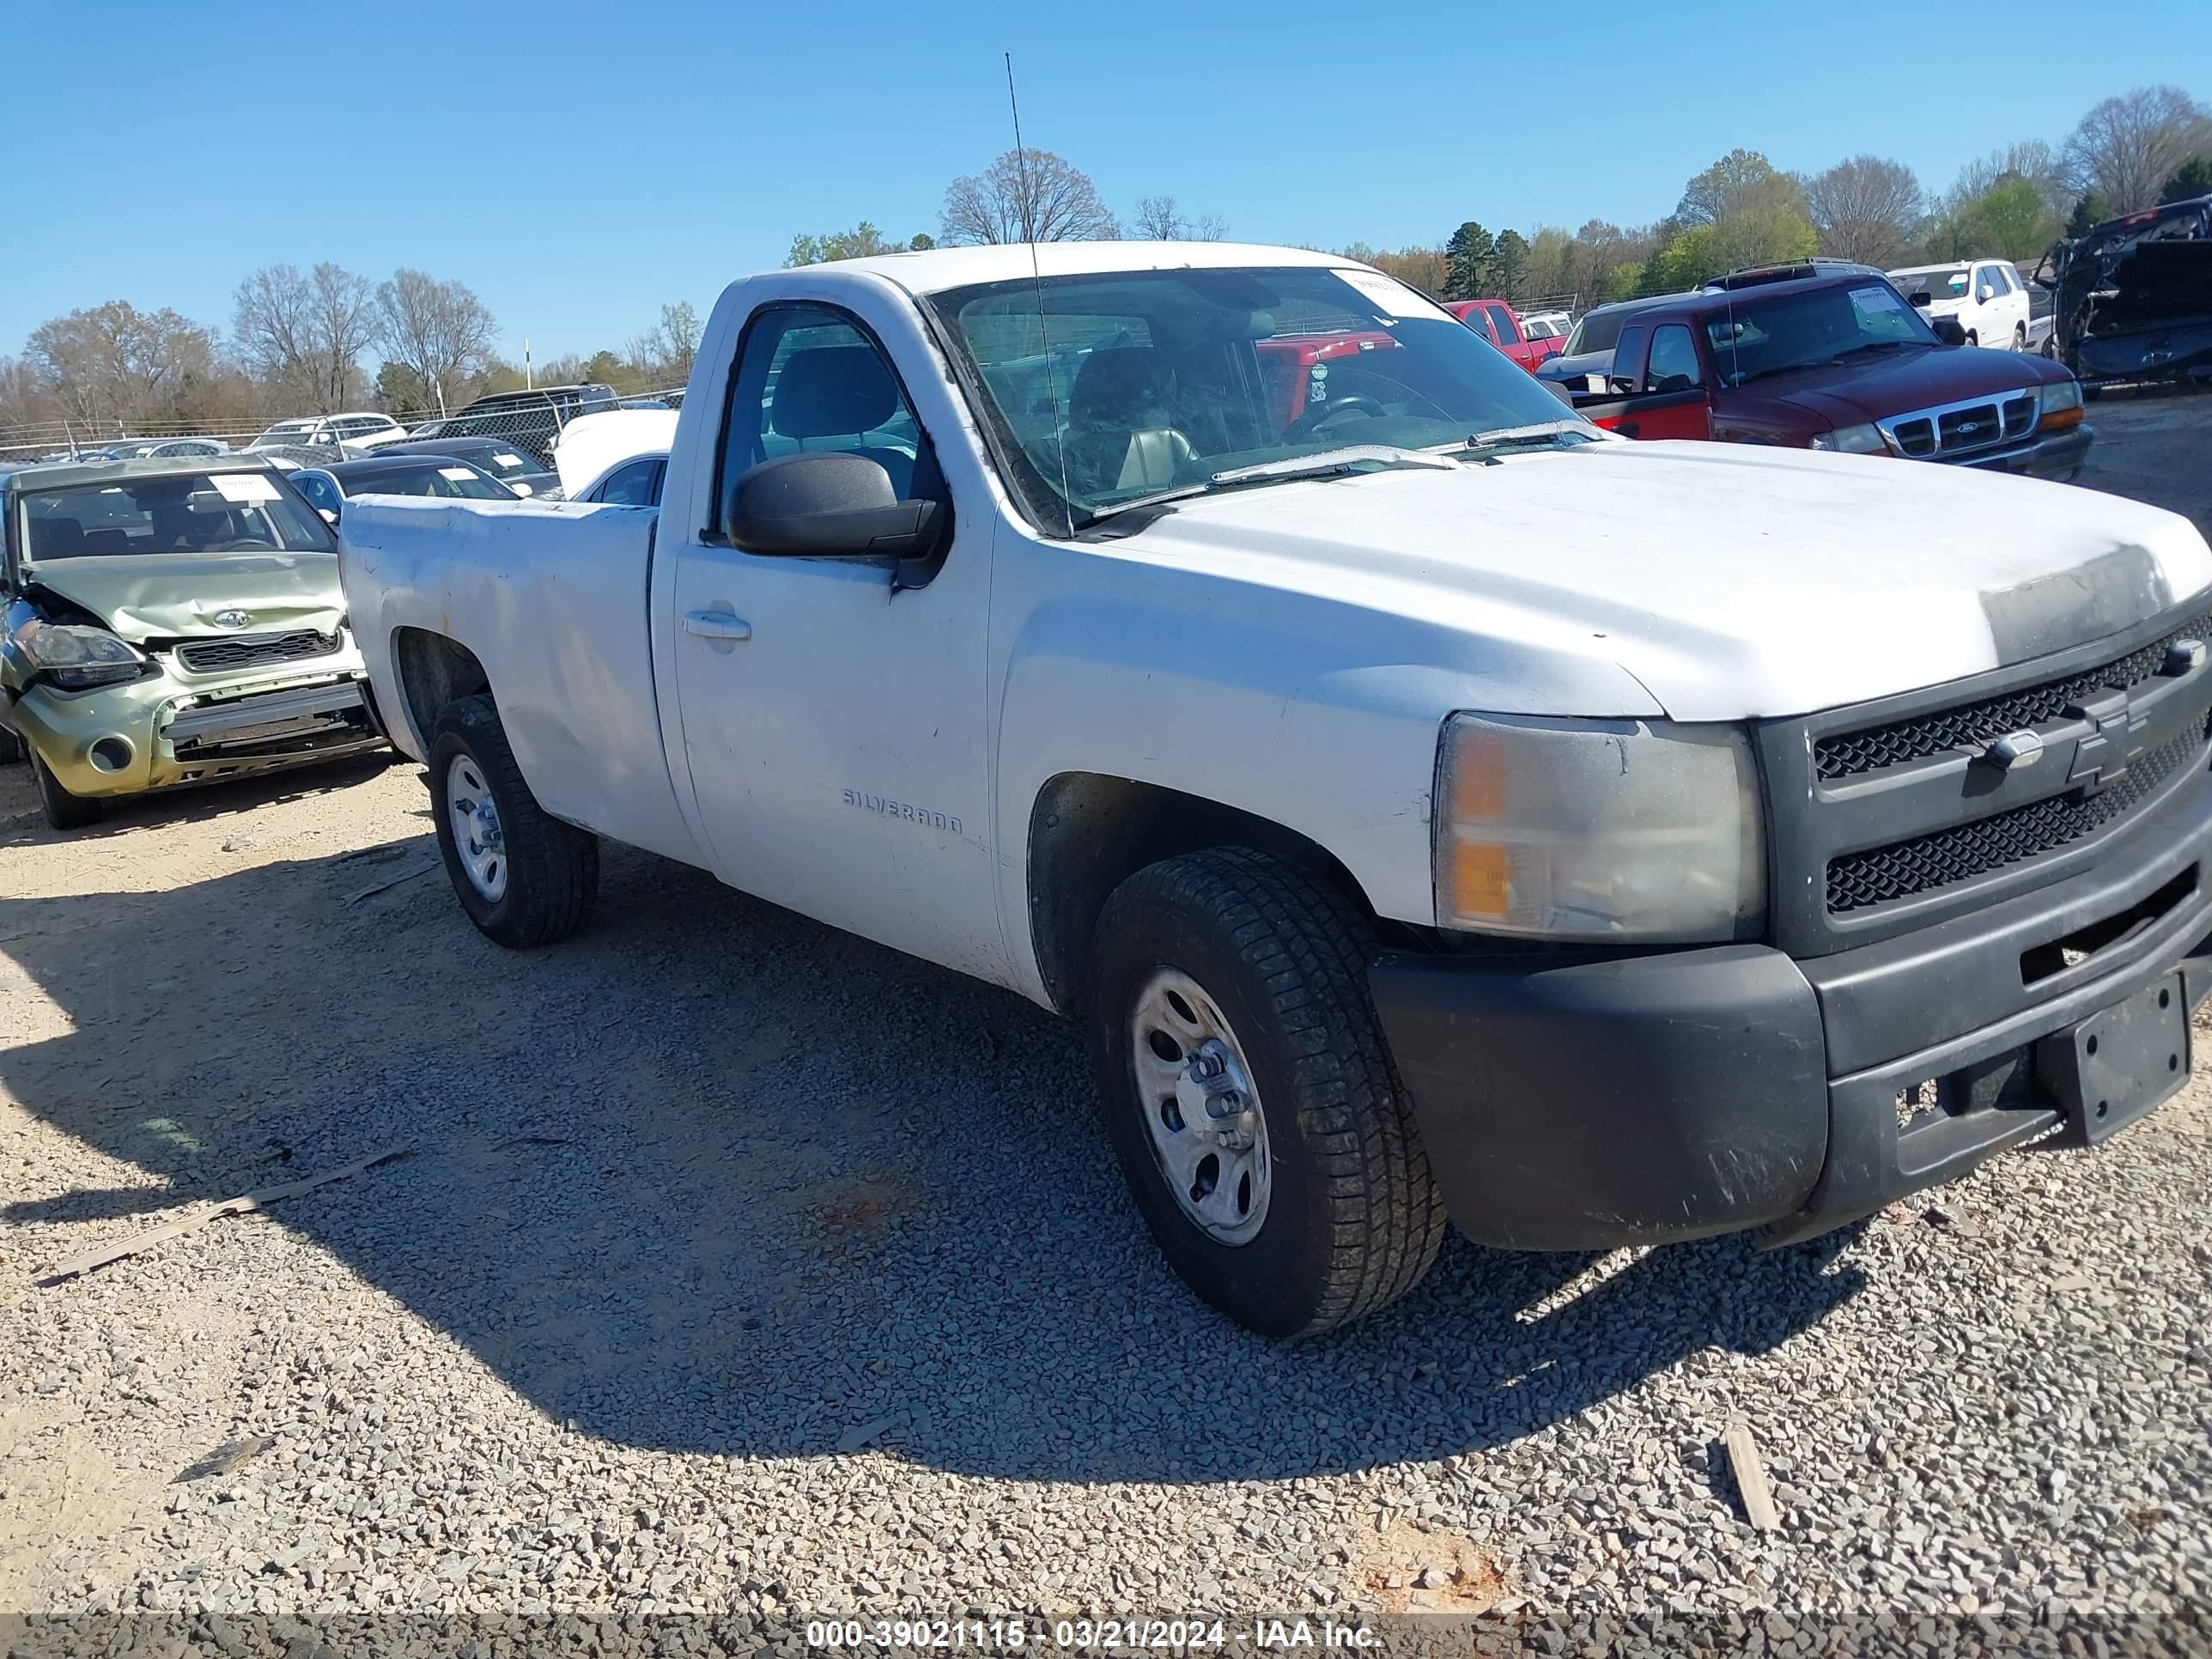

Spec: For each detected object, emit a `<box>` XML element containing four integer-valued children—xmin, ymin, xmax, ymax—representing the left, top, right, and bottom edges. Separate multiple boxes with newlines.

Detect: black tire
<box><xmin>427</xmin><ymin>693</ymin><xmax>597</xmax><ymax>947</ymax></box>
<box><xmin>1965</xmin><ymin>330</ymin><xmax>1979</xmax><ymax>347</ymax></box>
<box><xmin>0</xmin><ymin>720</ymin><xmax>23</xmax><ymax>765</ymax></box>
<box><xmin>30</xmin><ymin>749</ymin><xmax>103</xmax><ymax>830</ymax></box>
<box><xmin>2013</xmin><ymin>324</ymin><xmax>2027</xmax><ymax>352</ymax></box>
<box><xmin>1088</xmin><ymin>848</ymin><xmax>1446</xmax><ymax>1337</ymax></box>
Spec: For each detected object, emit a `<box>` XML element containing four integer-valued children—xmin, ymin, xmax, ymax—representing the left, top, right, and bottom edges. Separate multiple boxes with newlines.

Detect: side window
<box><xmin>1974</xmin><ymin>264</ymin><xmax>1998</xmax><ymax>301</ymax></box>
<box><xmin>1486</xmin><ymin>305</ymin><xmax>1520</xmax><ymax>343</ymax></box>
<box><xmin>1644</xmin><ymin>325</ymin><xmax>1703</xmax><ymax>393</ymax></box>
<box><xmin>592</xmin><ymin>459</ymin><xmax>661</xmax><ymax>507</ymax></box>
<box><xmin>714</xmin><ymin>306</ymin><xmax>932</xmax><ymax>531</ymax></box>
<box><xmin>1609</xmin><ymin>324</ymin><xmax>1651</xmax><ymax>392</ymax></box>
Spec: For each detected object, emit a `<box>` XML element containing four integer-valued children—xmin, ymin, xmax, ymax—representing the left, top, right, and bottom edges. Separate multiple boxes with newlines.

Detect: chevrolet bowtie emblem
<box><xmin>1983</xmin><ymin>730</ymin><xmax>2043</xmax><ymax>769</ymax></box>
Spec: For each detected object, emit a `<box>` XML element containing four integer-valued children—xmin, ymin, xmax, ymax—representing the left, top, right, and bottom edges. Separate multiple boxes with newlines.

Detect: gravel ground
<box><xmin>2</xmin><ymin>408</ymin><xmax>2210</xmax><ymax>1652</ymax></box>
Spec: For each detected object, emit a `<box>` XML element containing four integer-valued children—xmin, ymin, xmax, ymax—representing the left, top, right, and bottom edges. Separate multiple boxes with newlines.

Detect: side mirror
<box><xmin>1907</xmin><ymin>290</ymin><xmax>1932</xmax><ymax>308</ymax></box>
<box><xmin>1930</xmin><ymin>316</ymin><xmax>1969</xmax><ymax>347</ymax></box>
<box><xmin>727</xmin><ymin>452</ymin><xmax>941</xmax><ymax>561</ymax></box>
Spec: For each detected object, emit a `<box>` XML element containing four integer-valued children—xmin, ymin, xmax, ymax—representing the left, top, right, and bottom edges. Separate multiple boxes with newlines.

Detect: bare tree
<box><xmin>26</xmin><ymin>301</ymin><xmax>216</xmax><ymax>433</ymax></box>
<box><xmin>374</xmin><ymin>270</ymin><xmax>497</xmax><ymax>414</ymax></box>
<box><xmin>939</xmin><ymin>149</ymin><xmax>1118</xmax><ymax>245</ymax></box>
<box><xmin>658</xmin><ymin>301</ymin><xmax>701</xmax><ymax>380</ymax></box>
<box><xmin>2064</xmin><ymin>86</ymin><xmax>2212</xmax><ymax>212</ymax></box>
<box><xmin>231</xmin><ymin>265</ymin><xmax>316</xmax><ymax>398</ymax></box>
<box><xmin>1189</xmin><ymin>212</ymin><xmax>1227</xmax><ymax>241</ymax></box>
<box><xmin>1131</xmin><ymin>194</ymin><xmax>1182</xmax><ymax>239</ymax></box>
<box><xmin>1951</xmin><ymin>139</ymin><xmax>2072</xmax><ymax>216</ymax></box>
<box><xmin>1803</xmin><ymin>156</ymin><xmax>1923</xmax><ymax>264</ymax></box>
<box><xmin>307</xmin><ymin>263</ymin><xmax>375</xmax><ymax>411</ymax></box>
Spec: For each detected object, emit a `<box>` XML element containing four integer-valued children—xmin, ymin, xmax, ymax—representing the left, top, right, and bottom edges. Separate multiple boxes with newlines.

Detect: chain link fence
<box><xmin>0</xmin><ymin>375</ymin><xmax>689</xmax><ymax>468</ymax></box>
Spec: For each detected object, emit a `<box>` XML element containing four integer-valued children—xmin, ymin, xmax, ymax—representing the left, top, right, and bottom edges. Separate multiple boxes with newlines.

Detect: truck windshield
<box><xmin>1705</xmin><ymin>282</ymin><xmax>1937</xmax><ymax>386</ymax></box>
<box><xmin>21</xmin><ymin>472</ymin><xmax>335</xmax><ymax>560</ymax></box>
<box><xmin>927</xmin><ymin>265</ymin><xmax>1583</xmax><ymax>527</ymax></box>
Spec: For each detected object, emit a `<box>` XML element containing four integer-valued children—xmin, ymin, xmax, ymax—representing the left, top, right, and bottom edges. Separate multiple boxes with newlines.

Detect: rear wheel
<box><xmin>30</xmin><ymin>750</ymin><xmax>103</xmax><ymax>831</ymax></box>
<box><xmin>428</xmin><ymin>694</ymin><xmax>597</xmax><ymax>947</ymax></box>
<box><xmin>1965</xmin><ymin>330</ymin><xmax>1979</xmax><ymax>347</ymax></box>
<box><xmin>2013</xmin><ymin>323</ymin><xmax>2027</xmax><ymax>352</ymax></box>
<box><xmin>1088</xmin><ymin>848</ymin><xmax>1445</xmax><ymax>1337</ymax></box>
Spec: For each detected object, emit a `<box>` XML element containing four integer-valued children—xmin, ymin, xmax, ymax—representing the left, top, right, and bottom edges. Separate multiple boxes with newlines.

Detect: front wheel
<box><xmin>30</xmin><ymin>749</ymin><xmax>103</xmax><ymax>830</ymax></box>
<box><xmin>428</xmin><ymin>694</ymin><xmax>598</xmax><ymax>947</ymax></box>
<box><xmin>1088</xmin><ymin>848</ymin><xmax>1445</xmax><ymax>1337</ymax></box>
<box><xmin>1965</xmin><ymin>330</ymin><xmax>1979</xmax><ymax>347</ymax></box>
<box><xmin>2013</xmin><ymin>324</ymin><xmax>2027</xmax><ymax>352</ymax></box>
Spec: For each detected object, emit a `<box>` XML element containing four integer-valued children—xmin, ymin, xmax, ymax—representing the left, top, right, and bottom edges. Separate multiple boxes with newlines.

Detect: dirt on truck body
<box><xmin>2038</xmin><ymin>193</ymin><xmax>2212</xmax><ymax>386</ymax></box>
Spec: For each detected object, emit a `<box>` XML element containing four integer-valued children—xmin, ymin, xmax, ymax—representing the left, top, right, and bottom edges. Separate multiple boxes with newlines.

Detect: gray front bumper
<box><xmin>1951</xmin><ymin>423</ymin><xmax>2094</xmax><ymax>481</ymax></box>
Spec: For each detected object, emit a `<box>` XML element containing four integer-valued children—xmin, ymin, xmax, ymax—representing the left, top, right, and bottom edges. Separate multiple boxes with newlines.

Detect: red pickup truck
<box><xmin>1565</xmin><ymin>271</ymin><xmax>2091</xmax><ymax>478</ymax></box>
<box><xmin>1443</xmin><ymin>299</ymin><xmax>1565</xmax><ymax>373</ymax></box>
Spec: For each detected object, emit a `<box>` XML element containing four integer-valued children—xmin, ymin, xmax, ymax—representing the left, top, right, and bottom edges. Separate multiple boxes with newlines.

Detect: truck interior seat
<box><xmin>34</xmin><ymin>518</ymin><xmax>87</xmax><ymax>556</ymax></box>
<box><xmin>770</xmin><ymin>346</ymin><xmax>915</xmax><ymax>498</ymax></box>
<box><xmin>1065</xmin><ymin>347</ymin><xmax>1196</xmax><ymax>495</ymax></box>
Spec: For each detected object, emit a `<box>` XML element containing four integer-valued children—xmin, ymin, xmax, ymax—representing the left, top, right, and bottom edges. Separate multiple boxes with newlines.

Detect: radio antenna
<box><xmin>1006</xmin><ymin>52</ymin><xmax>1075</xmax><ymax>536</ymax></box>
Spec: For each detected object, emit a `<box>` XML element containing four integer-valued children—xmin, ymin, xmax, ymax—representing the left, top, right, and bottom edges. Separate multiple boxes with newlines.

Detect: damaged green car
<box><xmin>0</xmin><ymin>456</ymin><xmax>386</xmax><ymax>830</ymax></box>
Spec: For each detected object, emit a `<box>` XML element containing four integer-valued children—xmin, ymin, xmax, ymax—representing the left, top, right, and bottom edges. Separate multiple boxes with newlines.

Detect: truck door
<box><xmin>663</xmin><ymin>297</ymin><xmax>1006</xmax><ymax>981</ymax></box>
<box><xmin>1572</xmin><ymin>322</ymin><xmax>1712</xmax><ymax>441</ymax></box>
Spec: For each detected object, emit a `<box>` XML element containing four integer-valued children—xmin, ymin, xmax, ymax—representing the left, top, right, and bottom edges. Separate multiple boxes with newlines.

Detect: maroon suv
<box><xmin>1567</xmin><ymin>271</ymin><xmax>2092</xmax><ymax>479</ymax></box>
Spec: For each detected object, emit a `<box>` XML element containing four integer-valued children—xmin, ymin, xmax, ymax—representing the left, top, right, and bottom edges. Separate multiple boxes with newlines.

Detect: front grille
<box><xmin>173</xmin><ymin>629</ymin><xmax>340</xmax><ymax>674</ymax></box>
<box><xmin>1814</xmin><ymin>607</ymin><xmax>2212</xmax><ymax>780</ymax></box>
<box><xmin>1885</xmin><ymin>392</ymin><xmax>2039</xmax><ymax>459</ymax></box>
<box><xmin>1826</xmin><ymin>727</ymin><xmax>2205</xmax><ymax>913</ymax></box>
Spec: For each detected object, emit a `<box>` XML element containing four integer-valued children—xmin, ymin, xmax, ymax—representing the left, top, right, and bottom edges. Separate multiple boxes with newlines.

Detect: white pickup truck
<box><xmin>340</xmin><ymin>242</ymin><xmax>2212</xmax><ymax>1337</ymax></box>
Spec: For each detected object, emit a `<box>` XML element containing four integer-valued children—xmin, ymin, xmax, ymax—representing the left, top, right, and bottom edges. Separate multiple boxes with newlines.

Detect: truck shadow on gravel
<box><xmin>0</xmin><ymin>827</ymin><xmax>1867</xmax><ymax>1484</ymax></box>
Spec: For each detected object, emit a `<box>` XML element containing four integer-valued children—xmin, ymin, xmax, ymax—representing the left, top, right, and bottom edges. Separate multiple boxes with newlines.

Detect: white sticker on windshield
<box><xmin>494</xmin><ymin>453</ymin><xmax>525</xmax><ymax>467</ymax></box>
<box><xmin>1331</xmin><ymin>269</ymin><xmax>1449</xmax><ymax>322</ymax></box>
<box><xmin>210</xmin><ymin>472</ymin><xmax>280</xmax><ymax>502</ymax></box>
<box><xmin>438</xmin><ymin>467</ymin><xmax>477</xmax><ymax>482</ymax></box>
<box><xmin>1850</xmin><ymin>284</ymin><xmax>1906</xmax><ymax>313</ymax></box>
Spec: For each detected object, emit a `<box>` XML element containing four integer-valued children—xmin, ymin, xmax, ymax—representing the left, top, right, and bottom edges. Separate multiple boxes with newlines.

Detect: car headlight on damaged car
<box><xmin>2039</xmin><ymin>377</ymin><xmax>2085</xmax><ymax>430</ymax></box>
<box><xmin>1434</xmin><ymin>713</ymin><xmax>1765</xmax><ymax>942</ymax></box>
<box><xmin>1809</xmin><ymin>422</ymin><xmax>1889</xmax><ymax>454</ymax></box>
<box><xmin>7</xmin><ymin>613</ymin><xmax>150</xmax><ymax>690</ymax></box>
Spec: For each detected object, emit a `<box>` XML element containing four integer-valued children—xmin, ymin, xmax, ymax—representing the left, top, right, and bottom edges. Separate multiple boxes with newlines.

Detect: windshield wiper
<box><xmin>1073</xmin><ymin>445</ymin><xmax>1456</xmax><ymax>529</ymax></box>
<box><xmin>1206</xmin><ymin>445</ymin><xmax>1456</xmax><ymax>487</ymax></box>
<box><xmin>1456</xmin><ymin>419</ymin><xmax>1596</xmax><ymax>458</ymax></box>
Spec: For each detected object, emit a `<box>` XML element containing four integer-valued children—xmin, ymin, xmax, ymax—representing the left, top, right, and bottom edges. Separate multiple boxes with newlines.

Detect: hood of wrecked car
<box><xmin>23</xmin><ymin>552</ymin><xmax>347</xmax><ymax>643</ymax></box>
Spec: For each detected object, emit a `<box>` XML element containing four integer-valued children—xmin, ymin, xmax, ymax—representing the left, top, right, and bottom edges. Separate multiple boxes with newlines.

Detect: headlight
<box><xmin>1809</xmin><ymin>422</ymin><xmax>1889</xmax><ymax>454</ymax></box>
<box><xmin>8</xmin><ymin>614</ymin><xmax>149</xmax><ymax>690</ymax></box>
<box><xmin>2039</xmin><ymin>378</ymin><xmax>2084</xmax><ymax>429</ymax></box>
<box><xmin>1434</xmin><ymin>713</ymin><xmax>1765</xmax><ymax>942</ymax></box>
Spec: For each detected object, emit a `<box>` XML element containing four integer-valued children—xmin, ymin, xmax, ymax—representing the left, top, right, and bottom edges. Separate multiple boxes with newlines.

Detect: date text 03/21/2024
<box><xmin>803</xmin><ymin>1620</ymin><xmax>1381</xmax><ymax>1651</ymax></box>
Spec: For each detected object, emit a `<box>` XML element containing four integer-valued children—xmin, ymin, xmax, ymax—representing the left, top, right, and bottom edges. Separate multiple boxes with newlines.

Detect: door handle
<box><xmin>684</xmin><ymin>610</ymin><xmax>752</xmax><ymax>641</ymax></box>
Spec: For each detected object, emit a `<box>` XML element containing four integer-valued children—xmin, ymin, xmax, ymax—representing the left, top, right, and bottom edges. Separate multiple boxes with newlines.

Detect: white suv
<box><xmin>246</xmin><ymin>412</ymin><xmax>409</xmax><ymax>452</ymax></box>
<box><xmin>1887</xmin><ymin>259</ymin><xmax>2033</xmax><ymax>350</ymax></box>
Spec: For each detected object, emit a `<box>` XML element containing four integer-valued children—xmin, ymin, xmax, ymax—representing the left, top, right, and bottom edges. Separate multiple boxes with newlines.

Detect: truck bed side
<box><xmin>338</xmin><ymin>495</ymin><xmax>708</xmax><ymax>868</ymax></box>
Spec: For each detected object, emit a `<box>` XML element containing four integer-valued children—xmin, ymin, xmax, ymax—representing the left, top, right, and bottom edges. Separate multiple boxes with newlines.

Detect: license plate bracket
<box><xmin>2034</xmin><ymin>972</ymin><xmax>2191</xmax><ymax>1146</ymax></box>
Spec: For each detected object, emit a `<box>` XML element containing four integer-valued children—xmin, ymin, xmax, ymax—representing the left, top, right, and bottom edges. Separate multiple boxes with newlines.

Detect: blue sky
<box><xmin>6</xmin><ymin>0</ymin><xmax>2208</xmax><ymax>365</ymax></box>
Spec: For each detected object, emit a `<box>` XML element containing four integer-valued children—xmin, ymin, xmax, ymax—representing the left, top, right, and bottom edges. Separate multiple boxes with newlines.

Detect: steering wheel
<box><xmin>1284</xmin><ymin>394</ymin><xmax>1389</xmax><ymax>441</ymax></box>
<box><xmin>211</xmin><ymin>538</ymin><xmax>276</xmax><ymax>552</ymax></box>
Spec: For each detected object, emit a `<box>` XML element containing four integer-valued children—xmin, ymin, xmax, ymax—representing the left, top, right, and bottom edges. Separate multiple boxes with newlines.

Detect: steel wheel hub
<box><xmin>446</xmin><ymin>754</ymin><xmax>507</xmax><ymax>902</ymax></box>
<box><xmin>1131</xmin><ymin>969</ymin><xmax>1271</xmax><ymax>1244</ymax></box>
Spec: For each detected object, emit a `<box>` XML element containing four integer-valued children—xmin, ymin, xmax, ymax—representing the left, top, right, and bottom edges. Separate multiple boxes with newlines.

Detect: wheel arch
<box><xmin>1025</xmin><ymin>771</ymin><xmax>1386</xmax><ymax>1017</ymax></box>
<box><xmin>391</xmin><ymin>627</ymin><xmax>493</xmax><ymax>753</ymax></box>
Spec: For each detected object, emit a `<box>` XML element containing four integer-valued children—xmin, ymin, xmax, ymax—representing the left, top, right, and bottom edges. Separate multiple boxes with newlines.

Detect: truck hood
<box><xmin>24</xmin><ymin>552</ymin><xmax>348</xmax><ymax>642</ymax></box>
<box><xmin>1113</xmin><ymin>440</ymin><xmax>2212</xmax><ymax>722</ymax></box>
<box><xmin>1728</xmin><ymin>343</ymin><xmax>2066</xmax><ymax>428</ymax></box>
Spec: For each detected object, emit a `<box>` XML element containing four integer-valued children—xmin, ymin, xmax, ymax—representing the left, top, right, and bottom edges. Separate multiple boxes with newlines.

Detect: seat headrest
<box><xmin>36</xmin><ymin>517</ymin><xmax>86</xmax><ymax>556</ymax></box>
<box><xmin>1069</xmin><ymin>347</ymin><xmax>1174</xmax><ymax>426</ymax></box>
<box><xmin>771</xmin><ymin>346</ymin><xmax>899</xmax><ymax>439</ymax></box>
